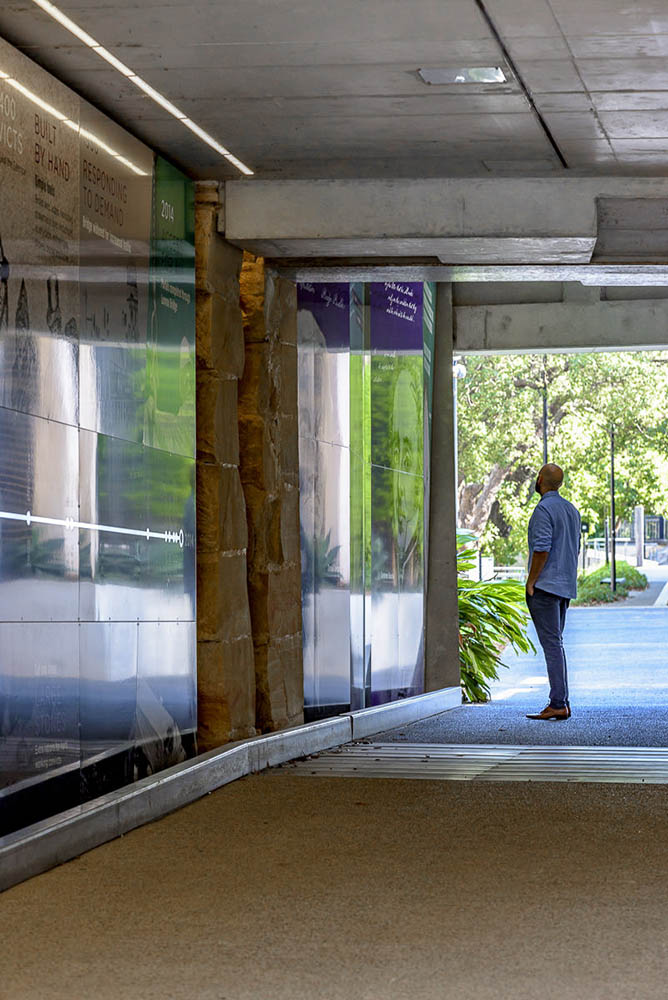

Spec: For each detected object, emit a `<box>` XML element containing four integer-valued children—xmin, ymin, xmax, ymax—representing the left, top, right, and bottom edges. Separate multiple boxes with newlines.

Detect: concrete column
<box><xmin>425</xmin><ymin>284</ymin><xmax>461</xmax><ymax>691</ymax></box>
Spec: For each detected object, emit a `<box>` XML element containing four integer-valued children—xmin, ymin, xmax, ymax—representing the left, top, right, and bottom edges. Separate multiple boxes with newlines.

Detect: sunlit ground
<box><xmin>490</xmin><ymin>559</ymin><xmax>668</xmax><ymax>711</ymax></box>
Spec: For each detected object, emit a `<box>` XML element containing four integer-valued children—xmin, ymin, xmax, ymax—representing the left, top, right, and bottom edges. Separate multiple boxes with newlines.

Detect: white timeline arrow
<box><xmin>0</xmin><ymin>510</ymin><xmax>185</xmax><ymax>548</ymax></box>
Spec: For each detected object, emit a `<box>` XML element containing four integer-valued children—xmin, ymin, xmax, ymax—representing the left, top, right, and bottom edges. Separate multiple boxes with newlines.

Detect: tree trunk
<box><xmin>458</xmin><ymin>463</ymin><xmax>511</xmax><ymax>535</ymax></box>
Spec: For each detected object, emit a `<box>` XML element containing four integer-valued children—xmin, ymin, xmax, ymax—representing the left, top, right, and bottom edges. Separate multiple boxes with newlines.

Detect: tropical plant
<box><xmin>457</xmin><ymin>532</ymin><xmax>535</xmax><ymax>702</ymax></box>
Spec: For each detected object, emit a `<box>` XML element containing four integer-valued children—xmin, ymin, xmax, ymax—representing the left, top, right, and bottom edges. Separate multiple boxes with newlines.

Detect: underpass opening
<box><xmin>450</xmin><ymin>329</ymin><xmax>668</xmax><ymax>750</ymax></box>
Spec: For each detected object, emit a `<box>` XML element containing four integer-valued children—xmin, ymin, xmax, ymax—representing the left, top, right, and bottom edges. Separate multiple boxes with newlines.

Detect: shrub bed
<box><xmin>573</xmin><ymin>560</ymin><xmax>648</xmax><ymax>606</ymax></box>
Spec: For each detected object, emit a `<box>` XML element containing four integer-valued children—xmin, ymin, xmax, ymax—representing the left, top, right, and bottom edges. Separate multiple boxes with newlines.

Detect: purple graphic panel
<box><xmin>297</xmin><ymin>282</ymin><xmax>350</xmax><ymax>349</ymax></box>
<box><xmin>370</xmin><ymin>282</ymin><xmax>423</xmax><ymax>351</ymax></box>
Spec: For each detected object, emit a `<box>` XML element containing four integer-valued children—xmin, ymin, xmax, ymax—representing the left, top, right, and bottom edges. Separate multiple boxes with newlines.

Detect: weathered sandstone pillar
<box><xmin>195</xmin><ymin>183</ymin><xmax>256</xmax><ymax>748</ymax></box>
<box><xmin>238</xmin><ymin>254</ymin><xmax>303</xmax><ymax>733</ymax></box>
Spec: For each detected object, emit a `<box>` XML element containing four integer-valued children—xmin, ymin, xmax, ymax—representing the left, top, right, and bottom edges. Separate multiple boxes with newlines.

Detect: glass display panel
<box><xmin>136</xmin><ymin>621</ymin><xmax>196</xmax><ymax>774</ymax></box>
<box><xmin>0</xmin><ymin>38</ymin><xmax>196</xmax><ymax>827</ymax></box>
<box><xmin>369</xmin><ymin>282</ymin><xmax>424</xmax><ymax>353</ymax></box>
<box><xmin>297</xmin><ymin>282</ymin><xmax>350</xmax><ymax>448</ymax></box>
<box><xmin>350</xmin><ymin>446</ymin><xmax>366</xmax><ymax>709</ymax></box>
<box><xmin>297</xmin><ymin>281</ymin><xmax>428</xmax><ymax>716</ymax></box>
<box><xmin>79</xmin><ymin>622</ymin><xmax>137</xmax><ymax>759</ymax></box>
<box><xmin>143</xmin><ymin>445</ymin><xmax>196</xmax><ymax>622</ymax></box>
<box><xmin>0</xmin><ymin>407</ymin><xmax>79</xmax><ymax>623</ymax></box>
<box><xmin>0</xmin><ymin>37</ymin><xmax>79</xmax><ymax>428</ymax></box>
<box><xmin>78</xmin><ymin>99</ymin><xmax>152</xmax><ymax>444</ymax></box>
<box><xmin>0</xmin><ymin>622</ymin><xmax>80</xmax><ymax>793</ymax></box>
<box><xmin>313</xmin><ymin>441</ymin><xmax>351</xmax><ymax>710</ymax></box>
<box><xmin>144</xmin><ymin>157</ymin><xmax>195</xmax><ymax>458</ymax></box>
<box><xmin>369</xmin><ymin>465</ymin><xmax>424</xmax><ymax>702</ymax></box>
<box><xmin>349</xmin><ymin>283</ymin><xmax>367</xmax><ymax>709</ymax></box>
<box><xmin>298</xmin><ymin>283</ymin><xmax>354</xmax><ymax>716</ymax></box>
<box><xmin>78</xmin><ymin>430</ymin><xmax>147</xmax><ymax>623</ymax></box>
<box><xmin>298</xmin><ymin>435</ymin><xmax>316</xmax><ymax>710</ymax></box>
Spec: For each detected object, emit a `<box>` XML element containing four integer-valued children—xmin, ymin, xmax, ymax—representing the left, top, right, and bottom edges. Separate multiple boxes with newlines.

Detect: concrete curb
<box><xmin>0</xmin><ymin>686</ymin><xmax>460</xmax><ymax>893</ymax></box>
<box><xmin>347</xmin><ymin>687</ymin><xmax>461</xmax><ymax>739</ymax></box>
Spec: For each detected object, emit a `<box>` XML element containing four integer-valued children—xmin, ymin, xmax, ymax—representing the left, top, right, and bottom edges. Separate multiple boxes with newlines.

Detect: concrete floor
<box><xmin>2</xmin><ymin>773</ymin><xmax>668</xmax><ymax>1000</ymax></box>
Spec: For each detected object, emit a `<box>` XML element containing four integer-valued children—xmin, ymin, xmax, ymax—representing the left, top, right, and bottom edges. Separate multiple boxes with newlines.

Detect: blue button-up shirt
<box><xmin>528</xmin><ymin>490</ymin><xmax>581</xmax><ymax>599</ymax></box>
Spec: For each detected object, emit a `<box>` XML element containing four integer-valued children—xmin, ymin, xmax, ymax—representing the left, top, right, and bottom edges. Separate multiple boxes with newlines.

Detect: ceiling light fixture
<box><xmin>418</xmin><ymin>66</ymin><xmax>507</xmax><ymax>85</ymax></box>
<box><xmin>30</xmin><ymin>0</ymin><xmax>254</xmax><ymax>175</ymax></box>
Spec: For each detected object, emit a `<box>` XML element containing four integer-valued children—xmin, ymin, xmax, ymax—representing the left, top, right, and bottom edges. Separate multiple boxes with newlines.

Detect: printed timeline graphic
<box><xmin>0</xmin><ymin>509</ymin><xmax>185</xmax><ymax>547</ymax></box>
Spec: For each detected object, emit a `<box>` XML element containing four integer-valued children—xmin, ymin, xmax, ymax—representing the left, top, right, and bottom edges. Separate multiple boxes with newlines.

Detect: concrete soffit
<box><xmin>223</xmin><ymin>177</ymin><xmax>668</xmax><ymax>281</ymax></box>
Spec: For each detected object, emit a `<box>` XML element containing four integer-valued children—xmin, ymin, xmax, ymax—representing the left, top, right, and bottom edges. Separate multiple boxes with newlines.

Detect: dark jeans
<box><xmin>526</xmin><ymin>587</ymin><xmax>570</xmax><ymax>709</ymax></box>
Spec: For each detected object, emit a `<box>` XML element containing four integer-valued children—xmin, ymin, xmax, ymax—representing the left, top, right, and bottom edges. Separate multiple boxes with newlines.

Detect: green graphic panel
<box><xmin>146</xmin><ymin>157</ymin><xmax>196</xmax><ymax>457</ymax></box>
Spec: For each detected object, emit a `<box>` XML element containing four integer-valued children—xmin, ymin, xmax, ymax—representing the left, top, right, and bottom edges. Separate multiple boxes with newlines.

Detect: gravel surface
<box><xmin>377</xmin><ymin>701</ymin><xmax>668</xmax><ymax>746</ymax></box>
<box><xmin>382</xmin><ymin>606</ymin><xmax>668</xmax><ymax>747</ymax></box>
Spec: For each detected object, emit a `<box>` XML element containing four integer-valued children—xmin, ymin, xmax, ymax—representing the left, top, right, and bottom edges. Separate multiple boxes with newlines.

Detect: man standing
<box><xmin>525</xmin><ymin>463</ymin><xmax>581</xmax><ymax>721</ymax></box>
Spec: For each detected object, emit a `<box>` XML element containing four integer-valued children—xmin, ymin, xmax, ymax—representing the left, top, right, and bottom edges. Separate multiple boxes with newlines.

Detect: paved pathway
<box><xmin>379</xmin><ymin>605</ymin><xmax>668</xmax><ymax>746</ymax></box>
<box><xmin>603</xmin><ymin>557</ymin><xmax>668</xmax><ymax>607</ymax></box>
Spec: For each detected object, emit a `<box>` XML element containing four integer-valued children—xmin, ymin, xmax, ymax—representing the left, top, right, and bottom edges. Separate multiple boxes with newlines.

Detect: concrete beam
<box><xmin>280</xmin><ymin>264</ymin><xmax>668</xmax><ymax>286</ymax></box>
<box><xmin>454</xmin><ymin>294</ymin><xmax>668</xmax><ymax>354</ymax></box>
<box><xmin>225</xmin><ymin>177</ymin><xmax>668</xmax><ymax>265</ymax></box>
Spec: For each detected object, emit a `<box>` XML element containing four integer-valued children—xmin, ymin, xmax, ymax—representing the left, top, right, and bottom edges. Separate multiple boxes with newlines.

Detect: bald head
<box><xmin>537</xmin><ymin>463</ymin><xmax>564</xmax><ymax>493</ymax></box>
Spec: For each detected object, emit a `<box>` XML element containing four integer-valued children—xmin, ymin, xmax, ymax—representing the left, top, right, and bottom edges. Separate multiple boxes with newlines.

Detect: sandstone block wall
<box><xmin>195</xmin><ymin>184</ymin><xmax>256</xmax><ymax>749</ymax></box>
<box><xmin>195</xmin><ymin>184</ymin><xmax>303</xmax><ymax>745</ymax></box>
<box><xmin>239</xmin><ymin>255</ymin><xmax>304</xmax><ymax>733</ymax></box>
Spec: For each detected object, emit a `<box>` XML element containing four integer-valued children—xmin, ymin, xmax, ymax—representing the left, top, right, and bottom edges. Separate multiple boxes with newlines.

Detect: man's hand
<box><xmin>526</xmin><ymin>550</ymin><xmax>548</xmax><ymax>599</ymax></box>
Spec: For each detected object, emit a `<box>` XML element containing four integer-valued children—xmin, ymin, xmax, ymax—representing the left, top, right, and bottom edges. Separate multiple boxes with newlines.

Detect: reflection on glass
<box><xmin>144</xmin><ymin>157</ymin><xmax>196</xmax><ymax>458</ymax></box>
<box><xmin>136</xmin><ymin>621</ymin><xmax>196</xmax><ymax>776</ymax></box>
<box><xmin>0</xmin><ymin>407</ymin><xmax>79</xmax><ymax>623</ymax></box>
<box><xmin>312</xmin><ymin>441</ymin><xmax>351</xmax><ymax>710</ymax></box>
<box><xmin>371</xmin><ymin>354</ymin><xmax>423</xmax><ymax>478</ymax></box>
<box><xmin>0</xmin><ymin>34</ymin><xmax>197</xmax><ymax>823</ymax></box>
<box><xmin>349</xmin><ymin>283</ymin><xmax>368</xmax><ymax>708</ymax></box>
<box><xmin>297</xmin><ymin>284</ymin><xmax>350</xmax><ymax>448</ymax></box>
<box><xmin>369</xmin><ymin>463</ymin><xmax>424</xmax><ymax>703</ymax></box>
<box><xmin>80</xmin><ymin>622</ymin><xmax>137</xmax><ymax>757</ymax></box>
<box><xmin>144</xmin><ymin>447</ymin><xmax>196</xmax><ymax>621</ymax></box>
<box><xmin>0</xmin><ymin>37</ymin><xmax>80</xmax><ymax>429</ymax></box>
<box><xmin>78</xmin><ymin>97</ymin><xmax>152</xmax><ymax>444</ymax></box>
<box><xmin>368</xmin><ymin>282</ymin><xmax>425</xmax><ymax>705</ymax></box>
<box><xmin>297</xmin><ymin>281</ymin><xmax>428</xmax><ymax>716</ymax></box>
<box><xmin>297</xmin><ymin>285</ymin><xmax>352</xmax><ymax>716</ymax></box>
<box><xmin>0</xmin><ymin>623</ymin><xmax>80</xmax><ymax>792</ymax></box>
<box><xmin>298</xmin><ymin>435</ymin><xmax>316</xmax><ymax>710</ymax></box>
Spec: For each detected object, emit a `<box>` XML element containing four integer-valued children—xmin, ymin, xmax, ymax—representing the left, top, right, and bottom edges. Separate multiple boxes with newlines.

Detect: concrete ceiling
<box><xmin>2</xmin><ymin>0</ymin><xmax>668</xmax><ymax>181</ymax></box>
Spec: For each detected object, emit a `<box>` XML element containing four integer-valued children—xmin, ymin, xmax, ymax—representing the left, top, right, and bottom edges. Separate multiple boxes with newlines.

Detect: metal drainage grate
<box><xmin>278</xmin><ymin>743</ymin><xmax>668</xmax><ymax>784</ymax></box>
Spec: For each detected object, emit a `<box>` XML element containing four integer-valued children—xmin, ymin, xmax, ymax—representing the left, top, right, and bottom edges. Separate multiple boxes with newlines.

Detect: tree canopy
<box><xmin>457</xmin><ymin>352</ymin><xmax>668</xmax><ymax>563</ymax></box>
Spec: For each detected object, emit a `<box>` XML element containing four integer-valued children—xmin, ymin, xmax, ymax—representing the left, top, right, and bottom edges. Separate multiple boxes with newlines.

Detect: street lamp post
<box><xmin>542</xmin><ymin>354</ymin><xmax>548</xmax><ymax>465</ymax></box>
<box><xmin>610</xmin><ymin>425</ymin><xmax>617</xmax><ymax>593</ymax></box>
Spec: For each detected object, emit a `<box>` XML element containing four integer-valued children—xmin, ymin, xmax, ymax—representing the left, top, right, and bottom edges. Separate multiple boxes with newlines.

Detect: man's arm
<box><xmin>526</xmin><ymin>551</ymin><xmax>549</xmax><ymax>596</ymax></box>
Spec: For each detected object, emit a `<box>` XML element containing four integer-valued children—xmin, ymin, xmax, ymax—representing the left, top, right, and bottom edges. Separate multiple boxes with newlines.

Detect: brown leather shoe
<box><xmin>526</xmin><ymin>704</ymin><xmax>570</xmax><ymax>721</ymax></box>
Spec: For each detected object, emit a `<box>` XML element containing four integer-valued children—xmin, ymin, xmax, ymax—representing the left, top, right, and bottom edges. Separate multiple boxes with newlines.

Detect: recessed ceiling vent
<box><xmin>417</xmin><ymin>66</ymin><xmax>507</xmax><ymax>85</ymax></box>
